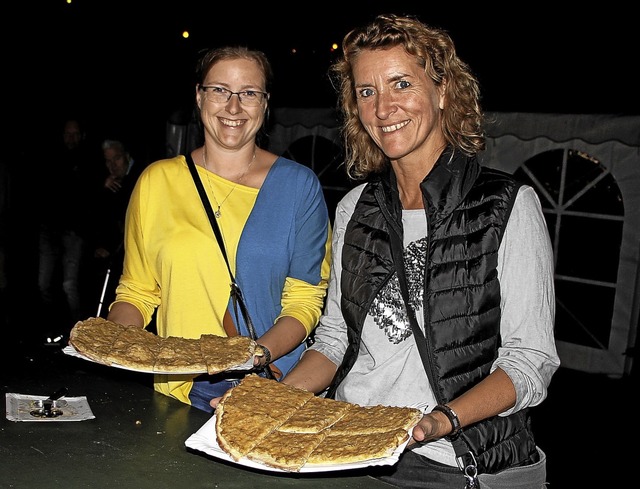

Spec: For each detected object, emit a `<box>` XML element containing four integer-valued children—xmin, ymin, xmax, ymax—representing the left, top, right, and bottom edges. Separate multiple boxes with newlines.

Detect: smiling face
<box><xmin>352</xmin><ymin>45</ymin><xmax>447</xmax><ymax>165</ymax></box>
<box><xmin>196</xmin><ymin>57</ymin><xmax>268</xmax><ymax>152</ymax></box>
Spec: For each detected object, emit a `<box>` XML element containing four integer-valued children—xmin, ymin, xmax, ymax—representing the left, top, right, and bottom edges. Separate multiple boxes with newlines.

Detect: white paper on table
<box><xmin>5</xmin><ymin>393</ymin><xmax>96</xmax><ymax>422</ymax></box>
<box><xmin>185</xmin><ymin>415</ymin><xmax>413</xmax><ymax>473</ymax></box>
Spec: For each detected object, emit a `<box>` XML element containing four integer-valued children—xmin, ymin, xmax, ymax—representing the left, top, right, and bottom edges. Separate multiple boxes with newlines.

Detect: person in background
<box><xmin>90</xmin><ymin>139</ymin><xmax>143</xmax><ymax>317</ymax></box>
<box><xmin>107</xmin><ymin>46</ymin><xmax>331</xmax><ymax>412</ymax></box>
<box><xmin>277</xmin><ymin>14</ymin><xmax>560</xmax><ymax>489</ymax></box>
<box><xmin>36</xmin><ymin>117</ymin><xmax>103</xmax><ymax>338</ymax></box>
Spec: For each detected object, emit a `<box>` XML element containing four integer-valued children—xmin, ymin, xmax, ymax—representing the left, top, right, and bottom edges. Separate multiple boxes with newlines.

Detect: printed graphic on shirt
<box><xmin>368</xmin><ymin>238</ymin><xmax>427</xmax><ymax>344</ymax></box>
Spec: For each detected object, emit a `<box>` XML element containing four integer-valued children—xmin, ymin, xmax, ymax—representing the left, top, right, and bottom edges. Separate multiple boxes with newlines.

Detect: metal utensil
<box><xmin>46</xmin><ymin>387</ymin><xmax>68</xmax><ymax>401</ymax></box>
<box><xmin>29</xmin><ymin>387</ymin><xmax>68</xmax><ymax>418</ymax></box>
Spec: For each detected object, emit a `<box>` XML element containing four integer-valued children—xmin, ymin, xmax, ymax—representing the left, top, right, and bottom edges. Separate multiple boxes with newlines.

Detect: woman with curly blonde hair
<box><xmin>282</xmin><ymin>13</ymin><xmax>559</xmax><ymax>489</ymax></box>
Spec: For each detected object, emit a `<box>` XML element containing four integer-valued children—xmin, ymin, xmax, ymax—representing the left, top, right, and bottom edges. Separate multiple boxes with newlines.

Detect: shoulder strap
<box><xmin>185</xmin><ymin>154</ymin><xmax>275</xmax><ymax>379</ymax></box>
<box><xmin>388</xmin><ymin>223</ymin><xmax>478</xmax><ymax>481</ymax></box>
<box><xmin>185</xmin><ymin>153</ymin><xmax>233</xmax><ymax>278</ymax></box>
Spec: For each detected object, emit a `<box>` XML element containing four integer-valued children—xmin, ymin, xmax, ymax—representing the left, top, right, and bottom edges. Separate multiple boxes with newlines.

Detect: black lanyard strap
<box><xmin>185</xmin><ymin>153</ymin><xmax>274</xmax><ymax>379</ymax></box>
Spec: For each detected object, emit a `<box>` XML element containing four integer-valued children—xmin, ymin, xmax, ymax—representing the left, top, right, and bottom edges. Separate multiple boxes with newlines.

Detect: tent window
<box><xmin>282</xmin><ymin>134</ymin><xmax>352</xmax><ymax>216</ymax></box>
<box><xmin>514</xmin><ymin>149</ymin><xmax>624</xmax><ymax>350</ymax></box>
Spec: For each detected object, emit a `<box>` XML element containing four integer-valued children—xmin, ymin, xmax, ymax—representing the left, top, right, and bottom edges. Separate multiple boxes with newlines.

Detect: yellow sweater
<box><xmin>113</xmin><ymin>156</ymin><xmax>331</xmax><ymax>404</ymax></box>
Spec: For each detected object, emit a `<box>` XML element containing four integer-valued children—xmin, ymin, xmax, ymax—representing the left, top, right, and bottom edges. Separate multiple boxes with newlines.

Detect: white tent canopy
<box><xmin>481</xmin><ymin>113</ymin><xmax>640</xmax><ymax>377</ymax></box>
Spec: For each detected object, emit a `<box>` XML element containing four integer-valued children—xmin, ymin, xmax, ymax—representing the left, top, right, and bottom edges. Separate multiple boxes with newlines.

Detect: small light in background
<box><xmin>330</xmin><ymin>43</ymin><xmax>339</xmax><ymax>52</ymax></box>
<box><xmin>182</xmin><ymin>30</ymin><xmax>190</xmax><ymax>39</ymax></box>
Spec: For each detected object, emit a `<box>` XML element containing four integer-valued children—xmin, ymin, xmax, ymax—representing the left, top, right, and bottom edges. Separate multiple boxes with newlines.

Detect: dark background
<box><xmin>1</xmin><ymin>4</ymin><xmax>636</xmax><ymax>486</ymax></box>
<box><xmin>5</xmin><ymin>1</ymin><xmax>638</xmax><ymax>158</ymax></box>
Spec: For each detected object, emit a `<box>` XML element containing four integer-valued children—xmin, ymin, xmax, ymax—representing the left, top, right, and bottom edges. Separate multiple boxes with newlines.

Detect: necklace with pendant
<box><xmin>202</xmin><ymin>146</ymin><xmax>256</xmax><ymax>218</ymax></box>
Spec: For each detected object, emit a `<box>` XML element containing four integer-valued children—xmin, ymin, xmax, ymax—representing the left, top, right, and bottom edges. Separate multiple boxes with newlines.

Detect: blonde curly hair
<box><xmin>330</xmin><ymin>13</ymin><xmax>485</xmax><ymax>180</ymax></box>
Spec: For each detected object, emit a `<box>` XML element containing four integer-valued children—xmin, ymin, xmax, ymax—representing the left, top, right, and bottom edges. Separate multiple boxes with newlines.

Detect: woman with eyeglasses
<box><xmin>107</xmin><ymin>46</ymin><xmax>331</xmax><ymax>412</ymax></box>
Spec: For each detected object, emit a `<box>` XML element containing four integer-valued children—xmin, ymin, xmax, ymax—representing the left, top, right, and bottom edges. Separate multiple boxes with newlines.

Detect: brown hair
<box><xmin>195</xmin><ymin>45</ymin><xmax>274</xmax><ymax>92</ymax></box>
<box><xmin>330</xmin><ymin>13</ymin><xmax>485</xmax><ymax>179</ymax></box>
<box><xmin>194</xmin><ymin>46</ymin><xmax>274</xmax><ymax>145</ymax></box>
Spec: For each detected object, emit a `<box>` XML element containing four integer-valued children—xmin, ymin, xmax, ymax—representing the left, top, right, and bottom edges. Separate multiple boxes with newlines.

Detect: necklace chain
<box><xmin>202</xmin><ymin>147</ymin><xmax>255</xmax><ymax>218</ymax></box>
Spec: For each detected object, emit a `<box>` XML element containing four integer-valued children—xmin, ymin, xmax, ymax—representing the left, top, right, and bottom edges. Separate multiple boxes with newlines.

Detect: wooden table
<box><xmin>1</xmin><ymin>344</ymin><xmax>394</xmax><ymax>488</ymax></box>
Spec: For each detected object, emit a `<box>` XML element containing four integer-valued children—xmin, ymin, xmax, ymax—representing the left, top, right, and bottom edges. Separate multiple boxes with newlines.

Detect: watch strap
<box><xmin>257</xmin><ymin>344</ymin><xmax>271</xmax><ymax>365</ymax></box>
<box><xmin>433</xmin><ymin>404</ymin><xmax>462</xmax><ymax>440</ymax></box>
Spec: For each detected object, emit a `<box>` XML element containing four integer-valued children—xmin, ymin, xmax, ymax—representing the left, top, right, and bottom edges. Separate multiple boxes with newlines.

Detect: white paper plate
<box><xmin>185</xmin><ymin>415</ymin><xmax>411</xmax><ymax>473</ymax></box>
<box><xmin>63</xmin><ymin>345</ymin><xmax>254</xmax><ymax>374</ymax></box>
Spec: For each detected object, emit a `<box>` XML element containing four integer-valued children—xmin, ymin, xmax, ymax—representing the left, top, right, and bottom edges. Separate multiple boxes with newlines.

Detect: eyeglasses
<box><xmin>199</xmin><ymin>85</ymin><xmax>269</xmax><ymax>106</ymax></box>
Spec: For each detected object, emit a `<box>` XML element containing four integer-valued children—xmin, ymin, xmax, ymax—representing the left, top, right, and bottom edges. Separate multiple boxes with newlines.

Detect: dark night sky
<box><xmin>5</xmin><ymin>1</ymin><xmax>638</xmax><ymax>158</ymax></box>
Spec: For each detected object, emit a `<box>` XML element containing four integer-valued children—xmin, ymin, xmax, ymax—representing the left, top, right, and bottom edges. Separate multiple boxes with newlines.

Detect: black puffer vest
<box><xmin>327</xmin><ymin>147</ymin><xmax>539</xmax><ymax>474</ymax></box>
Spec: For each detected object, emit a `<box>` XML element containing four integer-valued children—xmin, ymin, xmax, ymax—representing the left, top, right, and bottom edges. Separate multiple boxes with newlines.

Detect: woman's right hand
<box><xmin>104</xmin><ymin>174</ymin><xmax>123</xmax><ymax>192</ymax></box>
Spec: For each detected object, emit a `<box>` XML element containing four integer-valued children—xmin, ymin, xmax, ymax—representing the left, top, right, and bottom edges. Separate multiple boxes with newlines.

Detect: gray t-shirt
<box><xmin>310</xmin><ymin>183</ymin><xmax>560</xmax><ymax>466</ymax></box>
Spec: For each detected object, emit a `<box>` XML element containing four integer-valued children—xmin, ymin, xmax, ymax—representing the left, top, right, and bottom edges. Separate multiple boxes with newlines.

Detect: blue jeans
<box><xmin>188</xmin><ymin>369</ymin><xmax>274</xmax><ymax>412</ymax></box>
<box><xmin>188</xmin><ymin>375</ymin><xmax>242</xmax><ymax>413</ymax></box>
<box><xmin>38</xmin><ymin>226</ymin><xmax>85</xmax><ymax>324</ymax></box>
